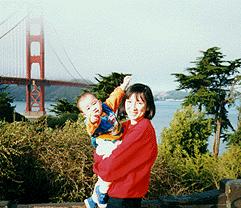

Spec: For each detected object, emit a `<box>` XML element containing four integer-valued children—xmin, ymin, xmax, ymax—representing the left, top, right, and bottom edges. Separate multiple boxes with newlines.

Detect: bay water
<box><xmin>14</xmin><ymin>100</ymin><xmax>238</xmax><ymax>154</ymax></box>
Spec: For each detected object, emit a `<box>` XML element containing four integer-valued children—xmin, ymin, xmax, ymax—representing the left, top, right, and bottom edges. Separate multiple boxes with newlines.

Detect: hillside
<box><xmin>154</xmin><ymin>90</ymin><xmax>188</xmax><ymax>101</ymax></box>
<box><xmin>5</xmin><ymin>85</ymin><xmax>188</xmax><ymax>102</ymax></box>
<box><xmin>6</xmin><ymin>85</ymin><xmax>84</xmax><ymax>102</ymax></box>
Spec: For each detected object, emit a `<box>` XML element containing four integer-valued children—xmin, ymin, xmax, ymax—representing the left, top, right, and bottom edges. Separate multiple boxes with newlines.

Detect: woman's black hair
<box><xmin>118</xmin><ymin>83</ymin><xmax>156</xmax><ymax>120</ymax></box>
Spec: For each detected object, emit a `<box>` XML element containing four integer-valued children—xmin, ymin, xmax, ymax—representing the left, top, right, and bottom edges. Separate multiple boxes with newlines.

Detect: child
<box><xmin>77</xmin><ymin>76</ymin><xmax>131</xmax><ymax>208</ymax></box>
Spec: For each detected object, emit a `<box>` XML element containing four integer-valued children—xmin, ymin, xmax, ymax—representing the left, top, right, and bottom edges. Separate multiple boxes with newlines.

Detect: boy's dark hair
<box><xmin>118</xmin><ymin>83</ymin><xmax>156</xmax><ymax>120</ymax></box>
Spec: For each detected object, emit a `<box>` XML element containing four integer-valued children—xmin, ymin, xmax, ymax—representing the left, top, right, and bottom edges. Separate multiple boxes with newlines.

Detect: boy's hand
<box><xmin>120</xmin><ymin>75</ymin><xmax>131</xmax><ymax>90</ymax></box>
<box><xmin>89</xmin><ymin>113</ymin><xmax>100</xmax><ymax>123</ymax></box>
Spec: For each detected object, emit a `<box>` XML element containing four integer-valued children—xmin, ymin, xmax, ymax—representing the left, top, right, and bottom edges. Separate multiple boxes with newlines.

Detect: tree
<box><xmin>49</xmin><ymin>98</ymin><xmax>79</xmax><ymax>116</ymax></box>
<box><xmin>91</xmin><ymin>72</ymin><xmax>131</xmax><ymax>101</ymax></box>
<box><xmin>161</xmin><ymin>106</ymin><xmax>212</xmax><ymax>157</ymax></box>
<box><xmin>172</xmin><ymin>47</ymin><xmax>241</xmax><ymax>157</ymax></box>
<box><xmin>48</xmin><ymin>98</ymin><xmax>80</xmax><ymax>127</ymax></box>
<box><xmin>0</xmin><ymin>85</ymin><xmax>15</xmax><ymax>122</ymax></box>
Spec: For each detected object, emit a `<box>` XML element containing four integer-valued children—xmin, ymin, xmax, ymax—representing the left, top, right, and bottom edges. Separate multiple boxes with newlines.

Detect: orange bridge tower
<box><xmin>25</xmin><ymin>15</ymin><xmax>45</xmax><ymax>118</ymax></box>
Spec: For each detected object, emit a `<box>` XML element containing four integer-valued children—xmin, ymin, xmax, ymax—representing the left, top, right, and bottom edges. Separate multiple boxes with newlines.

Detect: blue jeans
<box><xmin>106</xmin><ymin>197</ymin><xmax>142</xmax><ymax>208</ymax></box>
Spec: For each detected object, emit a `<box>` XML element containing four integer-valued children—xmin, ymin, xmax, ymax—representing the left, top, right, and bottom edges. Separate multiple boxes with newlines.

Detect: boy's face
<box><xmin>78</xmin><ymin>94</ymin><xmax>102</xmax><ymax>117</ymax></box>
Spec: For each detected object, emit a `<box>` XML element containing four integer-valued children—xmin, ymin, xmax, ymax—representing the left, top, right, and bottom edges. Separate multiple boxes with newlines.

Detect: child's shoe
<box><xmin>95</xmin><ymin>185</ymin><xmax>108</xmax><ymax>205</ymax></box>
<box><xmin>84</xmin><ymin>197</ymin><xmax>97</xmax><ymax>208</ymax></box>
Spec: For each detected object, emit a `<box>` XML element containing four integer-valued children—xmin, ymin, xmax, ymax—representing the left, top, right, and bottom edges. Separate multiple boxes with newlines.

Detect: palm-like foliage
<box><xmin>49</xmin><ymin>98</ymin><xmax>79</xmax><ymax>116</ymax></box>
<box><xmin>91</xmin><ymin>72</ymin><xmax>131</xmax><ymax>101</ymax></box>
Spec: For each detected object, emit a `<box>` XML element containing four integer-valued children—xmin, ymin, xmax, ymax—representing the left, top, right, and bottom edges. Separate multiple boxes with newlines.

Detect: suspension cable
<box><xmin>45</xmin><ymin>19</ymin><xmax>92</xmax><ymax>84</ymax></box>
<box><xmin>0</xmin><ymin>14</ymin><xmax>28</xmax><ymax>40</ymax></box>
<box><xmin>47</xmin><ymin>39</ymin><xmax>77</xmax><ymax>80</ymax></box>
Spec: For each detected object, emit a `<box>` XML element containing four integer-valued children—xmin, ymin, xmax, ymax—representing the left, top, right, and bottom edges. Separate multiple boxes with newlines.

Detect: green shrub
<box><xmin>149</xmin><ymin>148</ymin><xmax>214</xmax><ymax>198</ymax></box>
<box><xmin>0</xmin><ymin>86</ymin><xmax>15</xmax><ymax>122</ymax></box>
<box><xmin>161</xmin><ymin>106</ymin><xmax>212</xmax><ymax>157</ymax></box>
<box><xmin>149</xmin><ymin>144</ymin><xmax>241</xmax><ymax>198</ymax></box>
<box><xmin>45</xmin><ymin>113</ymin><xmax>80</xmax><ymax>128</ymax></box>
<box><xmin>218</xmin><ymin>145</ymin><xmax>241</xmax><ymax>179</ymax></box>
<box><xmin>0</xmin><ymin>119</ymin><xmax>95</xmax><ymax>203</ymax></box>
<box><xmin>227</xmin><ymin>127</ymin><xmax>241</xmax><ymax>146</ymax></box>
<box><xmin>1</xmin><ymin>117</ymin><xmax>240</xmax><ymax>203</ymax></box>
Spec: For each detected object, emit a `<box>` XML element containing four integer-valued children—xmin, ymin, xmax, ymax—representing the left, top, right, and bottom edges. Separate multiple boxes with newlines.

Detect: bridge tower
<box><xmin>25</xmin><ymin>15</ymin><xmax>45</xmax><ymax>118</ymax></box>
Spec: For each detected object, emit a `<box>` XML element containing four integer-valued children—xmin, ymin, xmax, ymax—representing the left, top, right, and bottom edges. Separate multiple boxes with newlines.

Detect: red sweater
<box><xmin>93</xmin><ymin>118</ymin><xmax>158</xmax><ymax>198</ymax></box>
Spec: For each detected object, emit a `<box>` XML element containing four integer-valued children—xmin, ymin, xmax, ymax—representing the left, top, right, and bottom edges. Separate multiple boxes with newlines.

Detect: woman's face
<box><xmin>125</xmin><ymin>93</ymin><xmax>147</xmax><ymax>124</ymax></box>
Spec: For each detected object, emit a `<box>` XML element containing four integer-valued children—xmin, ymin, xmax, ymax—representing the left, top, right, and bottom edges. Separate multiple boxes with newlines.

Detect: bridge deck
<box><xmin>0</xmin><ymin>76</ymin><xmax>93</xmax><ymax>87</ymax></box>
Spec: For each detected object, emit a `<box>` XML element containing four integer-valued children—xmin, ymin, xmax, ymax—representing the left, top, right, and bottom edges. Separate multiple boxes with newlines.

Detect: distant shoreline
<box><xmin>12</xmin><ymin>98</ymin><xmax>186</xmax><ymax>103</ymax></box>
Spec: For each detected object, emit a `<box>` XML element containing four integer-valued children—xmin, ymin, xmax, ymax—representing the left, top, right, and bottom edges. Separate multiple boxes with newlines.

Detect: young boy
<box><xmin>77</xmin><ymin>76</ymin><xmax>131</xmax><ymax>208</ymax></box>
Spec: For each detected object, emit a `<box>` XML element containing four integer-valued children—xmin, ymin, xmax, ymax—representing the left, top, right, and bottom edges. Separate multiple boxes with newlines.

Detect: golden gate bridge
<box><xmin>0</xmin><ymin>9</ymin><xmax>93</xmax><ymax>118</ymax></box>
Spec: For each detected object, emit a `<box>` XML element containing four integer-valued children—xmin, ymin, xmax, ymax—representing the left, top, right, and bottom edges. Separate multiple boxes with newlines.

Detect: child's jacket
<box><xmin>85</xmin><ymin>87</ymin><xmax>125</xmax><ymax>141</ymax></box>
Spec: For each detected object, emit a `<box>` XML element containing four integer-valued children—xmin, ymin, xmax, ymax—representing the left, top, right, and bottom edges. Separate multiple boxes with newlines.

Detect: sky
<box><xmin>1</xmin><ymin>0</ymin><xmax>241</xmax><ymax>92</ymax></box>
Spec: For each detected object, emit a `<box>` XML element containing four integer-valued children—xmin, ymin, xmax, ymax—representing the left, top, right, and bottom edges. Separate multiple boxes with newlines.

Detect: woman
<box><xmin>93</xmin><ymin>83</ymin><xmax>158</xmax><ymax>208</ymax></box>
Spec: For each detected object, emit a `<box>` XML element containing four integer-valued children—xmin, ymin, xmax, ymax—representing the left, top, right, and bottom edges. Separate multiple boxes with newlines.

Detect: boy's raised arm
<box><xmin>105</xmin><ymin>76</ymin><xmax>131</xmax><ymax>111</ymax></box>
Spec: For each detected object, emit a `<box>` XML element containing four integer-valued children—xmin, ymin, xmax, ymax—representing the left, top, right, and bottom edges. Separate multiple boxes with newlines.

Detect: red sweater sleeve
<box><xmin>93</xmin><ymin>118</ymin><xmax>157</xmax><ymax>182</ymax></box>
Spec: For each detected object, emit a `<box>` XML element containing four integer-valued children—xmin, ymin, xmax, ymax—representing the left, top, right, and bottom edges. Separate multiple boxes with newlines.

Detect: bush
<box><xmin>0</xmin><ymin>86</ymin><xmax>15</xmax><ymax>122</ymax></box>
<box><xmin>149</xmin><ymin>144</ymin><xmax>241</xmax><ymax>198</ymax></box>
<box><xmin>45</xmin><ymin>113</ymin><xmax>80</xmax><ymax>128</ymax></box>
<box><xmin>149</xmin><ymin>105</ymin><xmax>240</xmax><ymax>197</ymax></box>
<box><xmin>161</xmin><ymin>106</ymin><xmax>212</xmax><ymax>157</ymax></box>
<box><xmin>227</xmin><ymin>127</ymin><xmax>241</xmax><ymax>146</ymax></box>
<box><xmin>218</xmin><ymin>145</ymin><xmax>241</xmax><ymax>179</ymax></box>
<box><xmin>0</xmin><ymin>119</ymin><xmax>95</xmax><ymax>203</ymax></box>
<box><xmin>1</xmin><ymin>118</ymin><xmax>240</xmax><ymax>203</ymax></box>
<box><xmin>149</xmin><ymin>149</ymin><xmax>215</xmax><ymax>198</ymax></box>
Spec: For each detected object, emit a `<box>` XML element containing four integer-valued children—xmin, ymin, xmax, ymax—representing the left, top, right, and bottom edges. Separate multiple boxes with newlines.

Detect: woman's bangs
<box><xmin>135</xmin><ymin>93</ymin><xmax>146</xmax><ymax>103</ymax></box>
